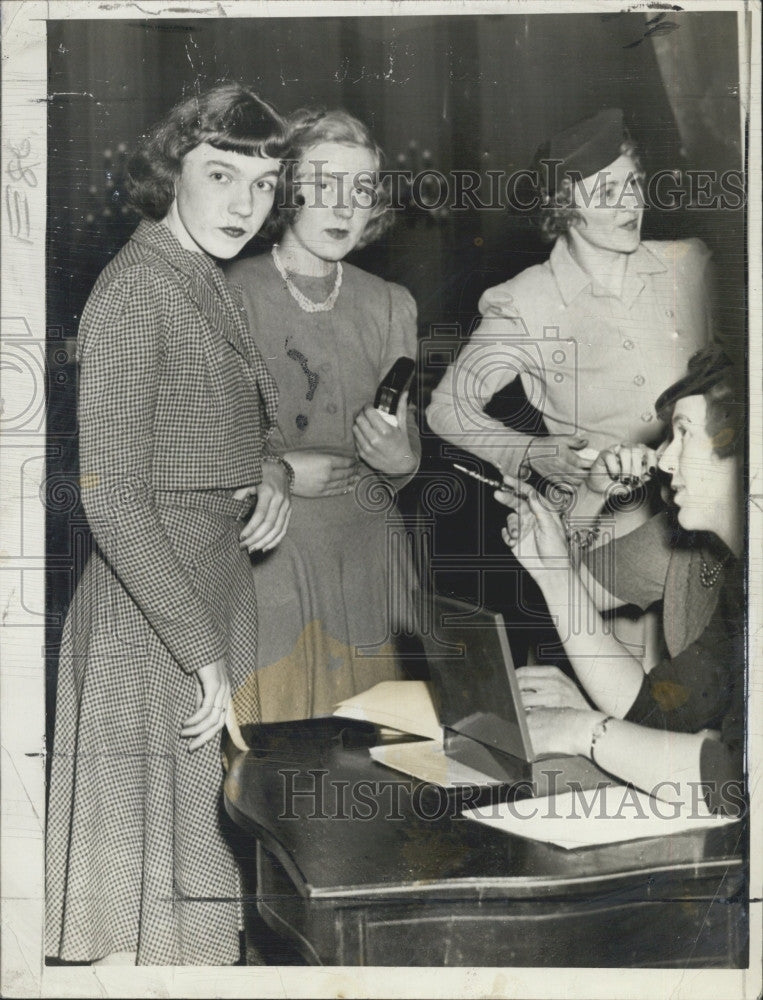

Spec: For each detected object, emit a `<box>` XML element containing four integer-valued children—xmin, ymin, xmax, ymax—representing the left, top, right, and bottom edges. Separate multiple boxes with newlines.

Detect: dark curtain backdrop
<box><xmin>47</xmin><ymin>12</ymin><xmax>742</xmax><ymax>339</ymax></box>
<box><xmin>45</xmin><ymin>12</ymin><xmax>744</xmax><ymax>727</ymax></box>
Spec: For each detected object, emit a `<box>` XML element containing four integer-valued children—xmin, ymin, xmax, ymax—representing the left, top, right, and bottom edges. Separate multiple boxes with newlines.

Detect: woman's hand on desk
<box><xmin>524</xmin><ymin>707</ymin><xmax>597</xmax><ymax>758</ymax></box>
<box><xmin>284</xmin><ymin>450</ymin><xmax>359</xmax><ymax>498</ymax></box>
<box><xmin>182</xmin><ymin>658</ymin><xmax>231</xmax><ymax>752</ymax></box>
<box><xmin>352</xmin><ymin>392</ymin><xmax>418</xmax><ymax>476</ymax></box>
<box><xmin>517</xmin><ymin>665</ymin><xmax>591</xmax><ymax>712</ymax></box>
<box><xmin>587</xmin><ymin>443</ymin><xmax>659</xmax><ymax>495</ymax></box>
<box><xmin>524</xmin><ymin>707</ymin><xmax>604</xmax><ymax>758</ymax></box>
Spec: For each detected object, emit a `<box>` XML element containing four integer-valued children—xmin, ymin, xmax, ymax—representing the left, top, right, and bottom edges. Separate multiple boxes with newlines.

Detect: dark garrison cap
<box><xmin>533</xmin><ymin>108</ymin><xmax>627</xmax><ymax>194</ymax></box>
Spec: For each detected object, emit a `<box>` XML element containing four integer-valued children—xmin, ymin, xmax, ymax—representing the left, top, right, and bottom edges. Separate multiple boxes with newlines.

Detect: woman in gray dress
<box><xmin>46</xmin><ymin>84</ymin><xmax>292</xmax><ymax>966</ymax></box>
<box><xmin>226</xmin><ymin>109</ymin><xmax>420</xmax><ymax>722</ymax></box>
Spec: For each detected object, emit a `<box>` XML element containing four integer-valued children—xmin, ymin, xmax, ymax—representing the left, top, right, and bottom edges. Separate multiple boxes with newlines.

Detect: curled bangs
<box><xmin>201</xmin><ymin>96</ymin><xmax>288</xmax><ymax>159</ymax></box>
<box><xmin>206</xmin><ymin>132</ymin><xmax>289</xmax><ymax>160</ymax></box>
<box><xmin>126</xmin><ymin>83</ymin><xmax>288</xmax><ymax>219</ymax></box>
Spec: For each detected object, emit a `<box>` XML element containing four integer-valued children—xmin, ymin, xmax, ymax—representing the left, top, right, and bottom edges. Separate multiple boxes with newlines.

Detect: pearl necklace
<box><xmin>272</xmin><ymin>245</ymin><xmax>343</xmax><ymax>313</ymax></box>
<box><xmin>699</xmin><ymin>553</ymin><xmax>728</xmax><ymax>588</ymax></box>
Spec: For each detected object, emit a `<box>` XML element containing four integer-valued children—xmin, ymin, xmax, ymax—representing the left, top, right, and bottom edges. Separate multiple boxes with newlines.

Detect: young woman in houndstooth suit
<box><xmin>45</xmin><ymin>84</ymin><xmax>292</xmax><ymax>966</ymax></box>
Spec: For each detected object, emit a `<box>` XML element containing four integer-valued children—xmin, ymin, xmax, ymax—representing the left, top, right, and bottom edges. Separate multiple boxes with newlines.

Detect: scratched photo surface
<box><xmin>1</xmin><ymin>2</ymin><xmax>760</xmax><ymax>998</ymax></box>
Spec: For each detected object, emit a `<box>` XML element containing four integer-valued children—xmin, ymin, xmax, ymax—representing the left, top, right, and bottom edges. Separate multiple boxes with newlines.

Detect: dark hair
<box><xmin>125</xmin><ymin>83</ymin><xmax>287</xmax><ymax>220</ymax></box>
<box><xmin>656</xmin><ymin>347</ymin><xmax>744</xmax><ymax>458</ymax></box>
<box><xmin>537</xmin><ymin>139</ymin><xmax>644</xmax><ymax>243</ymax></box>
<box><xmin>265</xmin><ymin>107</ymin><xmax>393</xmax><ymax>245</ymax></box>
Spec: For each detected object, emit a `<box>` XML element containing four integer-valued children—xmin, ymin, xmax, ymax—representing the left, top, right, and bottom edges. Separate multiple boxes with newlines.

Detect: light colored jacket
<box><xmin>426</xmin><ymin>237</ymin><xmax>713</xmax><ymax>476</ymax></box>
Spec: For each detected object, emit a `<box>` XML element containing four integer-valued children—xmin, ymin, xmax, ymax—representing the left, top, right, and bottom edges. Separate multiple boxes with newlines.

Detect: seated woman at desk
<box><xmin>225</xmin><ymin>109</ymin><xmax>420</xmax><ymax>722</ymax></box>
<box><xmin>497</xmin><ymin>348</ymin><xmax>745</xmax><ymax>814</ymax></box>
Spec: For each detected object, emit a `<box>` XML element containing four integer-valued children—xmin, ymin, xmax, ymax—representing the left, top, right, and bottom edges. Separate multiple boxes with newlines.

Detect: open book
<box><xmin>334</xmin><ymin>681</ymin><xmax>509</xmax><ymax>787</ymax></box>
<box><xmin>333</xmin><ymin>682</ymin><xmax>741</xmax><ymax>846</ymax></box>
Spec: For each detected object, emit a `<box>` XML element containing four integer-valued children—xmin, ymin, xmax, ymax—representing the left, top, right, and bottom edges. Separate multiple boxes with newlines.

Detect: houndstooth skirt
<box><xmin>45</xmin><ymin>490</ymin><xmax>261</xmax><ymax>966</ymax></box>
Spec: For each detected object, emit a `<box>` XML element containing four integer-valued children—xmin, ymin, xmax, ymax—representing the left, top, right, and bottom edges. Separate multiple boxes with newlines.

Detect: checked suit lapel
<box><xmin>223</xmin><ymin>276</ymin><xmax>280</xmax><ymax>430</ymax></box>
<box><xmin>130</xmin><ymin>220</ymin><xmax>280</xmax><ymax>431</ymax></box>
<box><xmin>182</xmin><ymin>267</ymin><xmax>250</xmax><ymax>357</ymax></box>
<box><xmin>181</xmin><ymin>266</ymin><xmax>280</xmax><ymax>432</ymax></box>
<box><xmin>177</xmin><ymin>267</ymin><xmax>281</xmax><ymax>433</ymax></box>
<box><xmin>190</xmin><ymin>267</ymin><xmax>280</xmax><ymax>432</ymax></box>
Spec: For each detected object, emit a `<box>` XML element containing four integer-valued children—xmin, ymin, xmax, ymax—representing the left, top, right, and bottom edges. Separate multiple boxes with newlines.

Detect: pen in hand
<box><xmin>451</xmin><ymin>463</ymin><xmax>530</xmax><ymax>503</ymax></box>
<box><xmin>452</xmin><ymin>462</ymin><xmax>506</xmax><ymax>490</ymax></box>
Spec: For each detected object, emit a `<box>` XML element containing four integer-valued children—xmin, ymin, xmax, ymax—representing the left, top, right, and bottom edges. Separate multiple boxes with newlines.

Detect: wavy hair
<box><xmin>265</xmin><ymin>107</ymin><xmax>393</xmax><ymax>245</ymax></box>
<box><xmin>125</xmin><ymin>83</ymin><xmax>288</xmax><ymax>220</ymax></box>
<box><xmin>536</xmin><ymin>138</ymin><xmax>644</xmax><ymax>243</ymax></box>
<box><xmin>656</xmin><ymin>347</ymin><xmax>744</xmax><ymax>459</ymax></box>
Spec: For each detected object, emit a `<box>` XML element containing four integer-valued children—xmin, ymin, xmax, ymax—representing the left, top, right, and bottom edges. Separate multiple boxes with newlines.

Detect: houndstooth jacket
<box><xmin>76</xmin><ymin>219</ymin><xmax>279</xmax><ymax>674</ymax></box>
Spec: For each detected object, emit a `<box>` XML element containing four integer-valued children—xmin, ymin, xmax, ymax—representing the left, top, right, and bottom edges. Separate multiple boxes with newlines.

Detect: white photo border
<box><xmin>1</xmin><ymin>2</ymin><xmax>760</xmax><ymax>997</ymax></box>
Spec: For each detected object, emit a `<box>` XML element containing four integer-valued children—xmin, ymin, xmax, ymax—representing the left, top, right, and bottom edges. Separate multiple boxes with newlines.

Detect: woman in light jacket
<box><xmin>427</xmin><ymin>108</ymin><xmax>714</xmax><ymax>665</ymax></box>
<box><xmin>427</xmin><ymin>108</ymin><xmax>713</xmax><ymax>486</ymax></box>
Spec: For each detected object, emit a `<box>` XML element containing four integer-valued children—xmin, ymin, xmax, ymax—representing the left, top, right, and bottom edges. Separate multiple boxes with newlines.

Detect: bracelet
<box><xmin>263</xmin><ymin>455</ymin><xmax>295</xmax><ymax>493</ymax></box>
<box><xmin>589</xmin><ymin>715</ymin><xmax>614</xmax><ymax>766</ymax></box>
<box><xmin>561</xmin><ymin>512</ymin><xmax>601</xmax><ymax>550</ymax></box>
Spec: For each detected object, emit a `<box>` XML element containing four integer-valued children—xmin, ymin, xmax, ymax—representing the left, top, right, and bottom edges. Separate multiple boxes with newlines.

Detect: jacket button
<box><xmin>623</xmin><ymin>339</ymin><xmax>634</xmax><ymax>350</ymax></box>
<box><xmin>641</xmin><ymin>411</ymin><xmax>653</xmax><ymax>423</ymax></box>
<box><xmin>634</xmin><ymin>374</ymin><xmax>645</xmax><ymax>386</ymax></box>
<box><xmin>665</xmin><ymin>308</ymin><xmax>675</xmax><ymax>318</ymax></box>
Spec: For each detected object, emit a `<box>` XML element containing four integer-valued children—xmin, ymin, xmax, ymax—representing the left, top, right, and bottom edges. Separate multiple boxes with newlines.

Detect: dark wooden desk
<box><xmin>223</xmin><ymin>718</ymin><xmax>748</xmax><ymax>967</ymax></box>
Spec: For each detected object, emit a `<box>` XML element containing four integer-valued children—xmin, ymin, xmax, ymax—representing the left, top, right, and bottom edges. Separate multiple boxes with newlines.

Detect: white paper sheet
<box><xmin>462</xmin><ymin>787</ymin><xmax>739</xmax><ymax>849</ymax></box>
<box><xmin>334</xmin><ymin>680</ymin><xmax>442</xmax><ymax>741</ymax></box>
<box><xmin>370</xmin><ymin>738</ymin><xmax>504</xmax><ymax>787</ymax></box>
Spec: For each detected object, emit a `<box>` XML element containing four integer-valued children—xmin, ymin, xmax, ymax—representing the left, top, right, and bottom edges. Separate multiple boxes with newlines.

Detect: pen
<box><xmin>452</xmin><ymin>463</ymin><xmax>532</xmax><ymax>502</ymax></box>
<box><xmin>452</xmin><ymin>462</ymin><xmax>503</xmax><ymax>489</ymax></box>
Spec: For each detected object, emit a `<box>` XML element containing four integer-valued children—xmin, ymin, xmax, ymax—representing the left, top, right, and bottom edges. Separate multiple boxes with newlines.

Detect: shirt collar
<box><xmin>130</xmin><ymin>217</ymin><xmax>256</xmax><ymax>360</ymax></box>
<box><xmin>130</xmin><ymin>218</ymin><xmax>221</xmax><ymax>282</ymax></box>
<box><xmin>550</xmin><ymin>237</ymin><xmax>667</xmax><ymax>307</ymax></box>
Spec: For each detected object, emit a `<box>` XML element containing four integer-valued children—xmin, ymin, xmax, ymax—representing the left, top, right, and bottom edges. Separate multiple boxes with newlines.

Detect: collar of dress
<box><xmin>550</xmin><ymin>237</ymin><xmax>667</xmax><ymax>309</ymax></box>
<box><xmin>130</xmin><ymin>218</ymin><xmax>223</xmax><ymax>283</ymax></box>
<box><xmin>129</xmin><ymin>217</ymin><xmax>254</xmax><ymax>357</ymax></box>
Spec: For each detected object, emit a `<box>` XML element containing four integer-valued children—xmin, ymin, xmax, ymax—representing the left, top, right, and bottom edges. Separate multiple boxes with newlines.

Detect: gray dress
<box><xmin>226</xmin><ymin>253</ymin><xmax>420</xmax><ymax>720</ymax></box>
